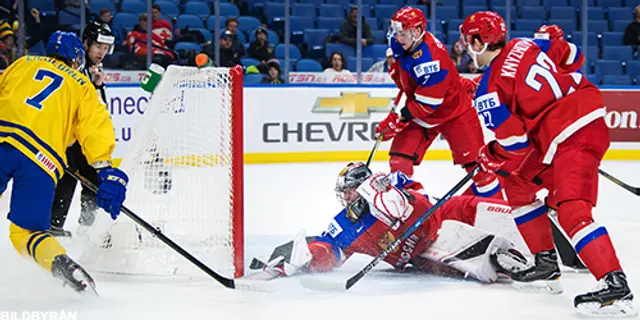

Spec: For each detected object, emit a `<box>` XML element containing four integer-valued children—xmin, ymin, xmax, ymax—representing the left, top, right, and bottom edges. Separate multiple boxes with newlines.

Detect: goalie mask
<box><xmin>335</xmin><ymin>162</ymin><xmax>372</xmax><ymax>221</ymax></box>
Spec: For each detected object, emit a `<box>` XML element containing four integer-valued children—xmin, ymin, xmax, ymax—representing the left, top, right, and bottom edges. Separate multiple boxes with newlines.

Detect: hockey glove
<box><xmin>96</xmin><ymin>168</ymin><xmax>129</xmax><ymax>219</ymax></box>
<box><xmin>375</xmin><ymin>112</ymin><xmax>409</xmax><ymax>141</ymax></box>
<box><xmin>388</xmin><ymin>60</ymin><xmax>402</xmax><ymax>89</ymax></box>
<box><xmin>477</xmin><ymin>141</ymin><xmax>505</xmax><ymax>173</ymax></box>
<box><xmin>460</xmin><ymin>76</ymin><xmax>479</xmax><ymax>100</ymax></box>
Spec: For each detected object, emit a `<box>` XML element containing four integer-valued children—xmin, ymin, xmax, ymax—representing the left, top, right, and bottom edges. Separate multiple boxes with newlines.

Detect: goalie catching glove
<box><xmin>96</xmin><ymin>167</ymin><xmax>128</xmax><ymax>219</ymax></box>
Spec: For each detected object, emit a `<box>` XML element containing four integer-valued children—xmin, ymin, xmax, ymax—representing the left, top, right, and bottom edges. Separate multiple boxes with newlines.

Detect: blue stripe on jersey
<box><xmin>0</xmin><ymin>132</ymin><xmax>61</xmax><ymax>181</ymax></box>
<box><xmin>513</xmin><ymin>204</ymin><xmax>548</xmax><ymax>225</ymax></box>
<box><xmin>570</xmin><ymin>44</ymin><xmax>582</xmax><ymax>64</ymax></box>
<box><xmin>421</xmin><ymin>69</ymin><xmax>449</xmax><ymax>88</ymax></box>
<box><xmin>574</xmin><ymin>226</ymin><xmax>608</xmax><ymax>254</ymax></box>
<box><xmin>533</xmin><ymin>39</ymin><xmax>551</xmax><ymax>54</ymax></box>
<box><xmin>0</xmin><ymin>120</ymin><xmax>65</xmax><ymax>171</ymax></box>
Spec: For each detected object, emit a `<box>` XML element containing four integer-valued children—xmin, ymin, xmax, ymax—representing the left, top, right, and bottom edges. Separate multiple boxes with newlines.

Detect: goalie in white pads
<box><xmin>250</xmin><ymin>162</ymin><xmax>532</xmax><ymax>284</ymax></box>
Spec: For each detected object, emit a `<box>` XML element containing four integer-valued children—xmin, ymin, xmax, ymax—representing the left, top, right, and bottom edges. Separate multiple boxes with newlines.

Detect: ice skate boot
<box><xmin>51</xmin><ymin>254</ymin><xmax>98</xmax><ymax>296</ymax></box>
<box><xmin>574</xmin><ymin>271</ymin><xmax>636</xmax><ymax>317</ymax></box>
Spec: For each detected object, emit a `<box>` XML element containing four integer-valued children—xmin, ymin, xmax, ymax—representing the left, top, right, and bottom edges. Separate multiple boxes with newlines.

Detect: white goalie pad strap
<box><xmin>357</xmin><ymin>173</ymin><xmax>413</xmax><ymax>227</ymax></box>
<box><xmin>420</xmin><ymin>220</ymin><xmax>516</xmax><ymax>283</ymax></box>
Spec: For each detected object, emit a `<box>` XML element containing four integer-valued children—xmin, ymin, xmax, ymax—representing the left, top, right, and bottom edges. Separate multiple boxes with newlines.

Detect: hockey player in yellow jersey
<box><xmin>0</xmin><ymin>31</ymin><xmax>129</xmax><ymax>294</ymax></box>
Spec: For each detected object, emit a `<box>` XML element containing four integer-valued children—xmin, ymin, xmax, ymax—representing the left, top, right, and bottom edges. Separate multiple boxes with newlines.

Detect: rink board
<box><xmin>105</xmin><ymin>84</ymin><xmax>640</xmax><ymax>164</ymax></box>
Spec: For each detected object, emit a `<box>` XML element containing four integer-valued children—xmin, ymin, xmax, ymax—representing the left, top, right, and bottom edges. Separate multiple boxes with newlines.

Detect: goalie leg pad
<box><xmin>246</xmin><ymin>229</ymin><xmax>313</xmax><ymax>280</ymax></box>
<box><xmin>419</xmin><ymin>220</ymin><xmax>524</xmax><ymax>283</ymax></box>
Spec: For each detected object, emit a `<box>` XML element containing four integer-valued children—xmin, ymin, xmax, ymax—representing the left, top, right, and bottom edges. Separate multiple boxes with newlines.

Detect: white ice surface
<box><xmin>0</xmin><ymin>161</ymin><xmax>639</xmax><ymax>320</ymax></box>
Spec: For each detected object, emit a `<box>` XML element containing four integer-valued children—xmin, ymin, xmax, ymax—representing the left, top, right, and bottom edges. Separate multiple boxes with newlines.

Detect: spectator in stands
<box><xmin>340</xmin><ymin>6</ymin><xmax>374</xmax><ymax>48</ymax></box>
<box><xmin>208</xmin><ymin>30</ymin><xmax>242</xmax><ymax>68</ymax></box>
<box><xmin>224</xmin><ymin>17</ymin><xmax>245</xmax><ymax>57</ymax></box>
<box><xmin>624</xmin><ymin>5</ymin><xmax>640</xmax><ymax>45</ymax></box>
<box><xmin>450</xmin><ymin>40</ymin><xmax>471</xmax><ymax>73</ymax></box>
<box><xmin>368</xmin><ymin>47</ymin><xmax>394</xmax><ymax>73</ymax></box>
<box><xmin>324</xmin><ymin>51</ymin><xmax>355</xmax><ymax>78</ymax></box>
<box><xmin>248</xmin><ymin>27</ymin><xmax>275</xmax><ymax>72</ymax></box>
<box><xmin>151</xmin><ymin>4</ymin><xmax>173</xmax><ymax>43</ymax></box>
<box><xmin>97</xmin><ymin>8</ymin><xmax>113</xmax><ymax>26</ymax></box>
<box><xmin>467</xmin><ymin>59</ymin><xmax>479</xmax><ymax>74</ymax></box>
<box><xmin>261</xmin><ymin>61</ymin><xmax>284</xmax><ymax>84</ymax></box>
<box><xmin>0</xmin><ymin>19</ymin><xmax>15</xmax><ymax>68</ymax></box>
<box><xmin>125</xmin><ymin>13</ymin><xmax>175</xmax><ymax>69</ymax></box>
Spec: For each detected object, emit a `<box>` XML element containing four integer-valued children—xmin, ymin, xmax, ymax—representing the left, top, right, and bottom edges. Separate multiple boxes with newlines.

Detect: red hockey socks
<box><xmin>511</xmin><ymin>199</ymin><xmax>555</xmax><ymax>254</ymax></box>
<box><xmin>558</xmin><ymin>200</ymin><xmax>622</xmax><ymax>280</ymax></box>
<box><xmin>389</xmin><ymin>155</ymin><xmax>414</xmax><ymax>176</ymax></box>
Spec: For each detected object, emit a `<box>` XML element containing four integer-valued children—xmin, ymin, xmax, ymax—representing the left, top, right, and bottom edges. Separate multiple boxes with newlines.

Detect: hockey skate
<box><xmin>76</xmin><ymin>193</ymin><xmax>99</xmax><ymax>236</ymax></box>
<box><xmin>574</xmin><ymin>271</ymin><xmax>637</xmax><ymax>317</ymax></box>
<box><xmin>51</xmin><ymin>254</ymin><xmax>98</xmax><ymax>296</ymax></box>
<box><xmin>496</xmin><ymin>249</ymin><xmax>563</xmax><ymax>294</ymax></box>
<box><xmin>49</xmin><ymin>226</ymin><xmax>72</xmax><ymax>238</ymax></box>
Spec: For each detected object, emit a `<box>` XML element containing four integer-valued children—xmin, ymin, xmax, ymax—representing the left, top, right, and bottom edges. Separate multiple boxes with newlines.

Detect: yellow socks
<box><xmin>9</xmin><ymin>223</ymin><xmax>66</xmax><ymax>271</ymax></box>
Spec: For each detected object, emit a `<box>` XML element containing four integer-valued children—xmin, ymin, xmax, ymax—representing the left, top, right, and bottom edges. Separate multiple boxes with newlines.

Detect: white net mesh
<box><xmin>80</xmin><ymin>65</ymin><xmax>241</xmax><ymax>278</ymax></box>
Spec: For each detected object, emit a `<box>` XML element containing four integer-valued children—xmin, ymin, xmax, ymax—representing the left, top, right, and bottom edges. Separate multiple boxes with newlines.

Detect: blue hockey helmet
<box><xmin>46</xmin><ymin>31</ymin><xmax>85</xmax><ymax>69</ymax></box>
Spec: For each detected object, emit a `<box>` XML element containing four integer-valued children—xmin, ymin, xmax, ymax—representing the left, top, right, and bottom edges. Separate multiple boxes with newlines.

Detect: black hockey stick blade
<box><xmin>365</xmin><ymin>134</ymin><xmax>384</xmax><ymax>167</ymax></box>
<box><xmin>341</xmin><ymin>166</ymin><xmax>479</xmax><ymax>291</ymax></box>
<box><xmin>64</xmin><ymin>168</ymin><xmax>250</xmax><ymax>290</ymax></box>
<box><xmin>549</xmin><ymin>214</ymin><xmax>587</xmax><ymax>271</ymax></box>
<box><xmin>598</xmin><ymin>168</ymin><xmax>640</xmax><ymax>196</ymax></box>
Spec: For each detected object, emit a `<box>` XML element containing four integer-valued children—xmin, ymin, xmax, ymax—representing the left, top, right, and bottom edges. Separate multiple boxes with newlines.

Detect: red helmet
<box><xmin>459</xmin><ymin>11</ymin><xmax>507</xmax><ymax>47</ymax></box>
<box><xmin>534</xmin><ymin>25</ymin><xmax>565</xmax><ymax>41</ymax></box>
<box><xmin>390</xmin><ymin>7</ymin><xmax>427</xmax><ymax>33</ymax></box>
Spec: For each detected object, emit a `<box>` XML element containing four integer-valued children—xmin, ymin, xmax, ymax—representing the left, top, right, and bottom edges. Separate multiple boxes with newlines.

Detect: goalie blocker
<box><xmin>248</xmin><ymin>163</ymin><xmax>531</xmax><ymax>285</ymax></box>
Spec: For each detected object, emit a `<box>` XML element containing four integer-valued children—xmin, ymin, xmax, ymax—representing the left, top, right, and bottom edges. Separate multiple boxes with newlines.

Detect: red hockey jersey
<box><xmin>390</xmin><ymin>33</ymin><xmax>472</xmax><ymax>128</ymax></box>
<box><xmin>473</xmin><ymin>38</ymin><xmax>604</xmax><ymax>164</ymax></box>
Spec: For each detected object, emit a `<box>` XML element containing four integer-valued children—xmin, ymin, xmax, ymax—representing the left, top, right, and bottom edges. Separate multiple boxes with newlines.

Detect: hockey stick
<box><xmin>301</xmin><ymin>165</ymin><xmax>479</xmax><ymax>291</ymax></box>
<box><xmin>365</xmin><ymin>90</ymin><xmax>404</xmax><ymax>167</ymax></box>
<box><xmin>493</xmin><ymin>170</ymin><xmax>586</xmax><ymax>270</ymax></box>
<box><xmin>65</xmin><ymin>168</ymin><xmax>271</xmax><ymax>291</ymax></box>
<box><xmin>598</xmin><ymin>168</ymin><xmax>640</xmax><ymax>196</ymax></box>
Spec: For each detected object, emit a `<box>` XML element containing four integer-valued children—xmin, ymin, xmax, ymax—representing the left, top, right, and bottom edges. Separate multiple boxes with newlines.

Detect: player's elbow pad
<box><xmin>307</xmin><ymin>241</ymin><xmax>339</xmax><ymax>273</ymax></box>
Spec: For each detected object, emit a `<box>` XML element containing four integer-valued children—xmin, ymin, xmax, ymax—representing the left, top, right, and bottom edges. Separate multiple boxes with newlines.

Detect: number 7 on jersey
<box><xmin>25</xmin><ymin>69</ymin><xmax>64</xmax><ymax>110</ymax></box>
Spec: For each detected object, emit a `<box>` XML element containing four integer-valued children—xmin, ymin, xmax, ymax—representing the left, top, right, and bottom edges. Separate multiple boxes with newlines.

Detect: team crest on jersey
<box><xmin>327</xmin><ymin>219</ymin><xmax>343</xmax><ymax>238</ymax></box>
<box><xmin>412</xmin><ymin>50</ymin><xmax>422</xmax><ymax>59</ymax></box>
<box><xmin>378</xmin><ymin>231</ymin><xmax>399</xmax><ymax>253</ymax></box>
<box><xmin>474</xmin><ymin>92</ymin><xmax>501</xmax><ymax>113</ymax></box>
<box><xmin>413</xmin><ymin>60</ymin><xmax>440</xmax><ymax>78</ymax></box>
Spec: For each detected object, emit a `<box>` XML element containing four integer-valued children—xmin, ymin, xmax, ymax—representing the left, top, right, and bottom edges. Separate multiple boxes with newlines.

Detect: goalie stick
<box><xmin>598</xmin><ymin>168</ymin><xmax>640</xmax><ymax>196</ymax></box>
<box><xmin>493</xmin><ymin>170</ymin><xmax>586</xmax><ymax>271</ymax></box>
<box><xmin>301</xmin><ymin>165</ymin><xmax>480</xmax><ymax>291</ymax></box>
<box><xmin>65</xmin><ymin>168</ymin><xmax>271</xmax><ymax>292</ymax></box>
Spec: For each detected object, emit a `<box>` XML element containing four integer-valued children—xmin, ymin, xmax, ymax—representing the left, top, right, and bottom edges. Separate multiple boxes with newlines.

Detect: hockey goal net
<box><xmin>80</xmin><ymin>65</ymin><xmax>244</xmax><ymax>278</ymax></box>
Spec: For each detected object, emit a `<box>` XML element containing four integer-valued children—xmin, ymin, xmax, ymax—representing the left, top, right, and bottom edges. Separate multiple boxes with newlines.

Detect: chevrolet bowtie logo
<box><xmin>312</xmin><ymin>93</ymin><xmax>392</xmax><ymax>119</ymax></box>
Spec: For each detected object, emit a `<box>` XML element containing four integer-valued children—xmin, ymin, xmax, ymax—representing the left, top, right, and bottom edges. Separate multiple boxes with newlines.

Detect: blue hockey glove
<box><xmin>96</xmin><ymin>168</ymin><xmax>128</xmax><ymax>219</ymax></box>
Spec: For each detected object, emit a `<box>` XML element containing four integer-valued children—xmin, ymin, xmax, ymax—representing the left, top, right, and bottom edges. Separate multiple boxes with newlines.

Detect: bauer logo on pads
<box><xmin>312</xmin><ymin>93</ymin><xmax>393</xmax><ymax>119</ymax></box>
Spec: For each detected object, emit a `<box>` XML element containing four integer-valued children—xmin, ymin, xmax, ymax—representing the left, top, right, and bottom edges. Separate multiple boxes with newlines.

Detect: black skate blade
<box><xmin>249</xmin><ymin>258</ymin><xmax>267</xmax><ymax>270</ymax></box>
<box><xmin>511</xmin><ymin>278</ymin><xmax>563</xmax><ymax>295</ymax></box>
<box><xmin>575</xmin><ymin>299</ymin><xmax>637</xmax><ymax>318</ymax></box>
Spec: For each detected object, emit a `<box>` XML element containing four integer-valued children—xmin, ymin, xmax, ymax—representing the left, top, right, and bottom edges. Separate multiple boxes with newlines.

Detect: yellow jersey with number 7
<box><xmin>0</xmin><ymin>55</ymin><xmax>115</xmax><ymax>183</ymax></box>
